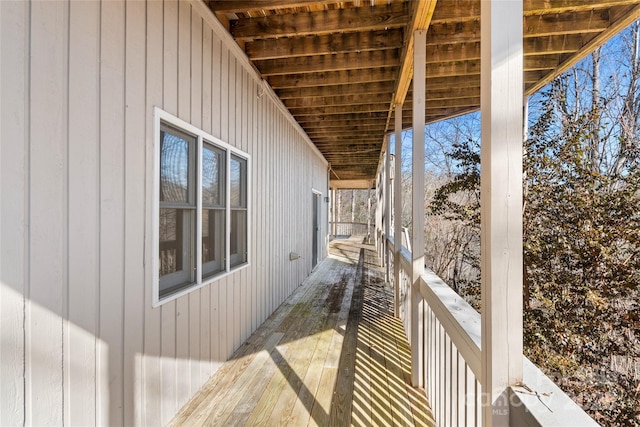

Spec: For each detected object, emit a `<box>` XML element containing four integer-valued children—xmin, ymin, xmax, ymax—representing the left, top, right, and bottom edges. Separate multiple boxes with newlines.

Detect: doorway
<box><xmin>312</xmin><ymin>192</ymin><xmax>321</xmax><ymax>268</ymax></box>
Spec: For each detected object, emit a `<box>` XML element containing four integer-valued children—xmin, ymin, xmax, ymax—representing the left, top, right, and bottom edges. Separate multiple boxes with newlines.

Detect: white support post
<box><xmin>393</xmin><ymin>104</ymin><xmax>403</xmax><ymax>318</ymax></box>
<box><xmin>411</xmin><ymin>28</ymin><xmax>426</xmax><ymax>388</ymax></box>
<box><xmin>480</xmin><ymin>0</ymin><xmax>524</xmax><ymax>425</ymax></box>
<box><xmin>367</xmin><ymin>188</ymin><xmax>372</xmax><ymax>243</ymax></box>
<box><xmin>331</xmin><ymin>188</ymin><xmax>336</xmax><ymax>238</ymax></box>
<box><xmin>385</xmin><ymin>137</ymin><xmax>392</xmax><ymax>282</ymax></box>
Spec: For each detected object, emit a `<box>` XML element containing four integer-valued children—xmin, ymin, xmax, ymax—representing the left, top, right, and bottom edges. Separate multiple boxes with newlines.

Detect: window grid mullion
<box><xmin>225</xmin><ymin>149</ymin><xmax>231</xmax><ymax>273</ymax></box>
<box><xmin>196</xmin><ymin>135</ymin><xmax>203</xmax><ymax>285</ymax></box>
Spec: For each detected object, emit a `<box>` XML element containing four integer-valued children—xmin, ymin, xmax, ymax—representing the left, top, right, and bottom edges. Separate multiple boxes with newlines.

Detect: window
<box><xmin>153</xmin><ymin>108</ymin><xmax>250</xmax><ymax>306</ymax></box>
<box><xmin>230</xmin><ymin>155</ymin><xmax>247</xmax><ymax>267</ymax></box>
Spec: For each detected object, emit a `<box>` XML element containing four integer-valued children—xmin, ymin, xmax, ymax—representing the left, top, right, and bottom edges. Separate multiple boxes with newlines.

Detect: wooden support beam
<box><xmin>393</xmin><ymin>0</ymin><xmax>438</xmax><ymax>106</ymax></box>
<box><xmin>523</xmin><ymin>9</ymin><xmax>611</xmax><ymax>37</ymax></box>
<box><xmin>307</xmin><ymin>129</ymin><xmax>388</xmax><ymax>138</ymax></box>
<box><xmin>524</xmin><ymin>0</ymin><xmax>640</xmax><ymax>15</ymax></box>
<box><xmin>425</xmin><ymin>0</ymin><xmax>637</xmax><ymax>23</ymax></box>
<box><xmin>285</xmin><ymin>92</ymin><xmax>393</xmax><ymax>109</ymax></box>
<box><xmin>267</xmin><ymin>67</ymin><xmax>397</xmax><ymax>89</ymax></box>
<box><xmin>480</xmin><ymin>1</ymin><xmax>524</xmax><ymax>425</ymax></box>
<box><xmin>411</xmin><ymin>29</ymin><xmax>426</xmax><ymax>389</ymax></box>
<box><xmin>299</xmin><ymin>116</ymin><xmax>384</xmax><ymax>130</ymax></box>
<box><xmin>208</xmin><ymin>0</ymin><xmax>336</xmax><ymax>13</ymax></box>
<box><xmin>245</xmin><ymin>29</ymin><xmax>404</xmax><ymax>60</ymax></box>
<box><xmin>230</xmin><ymin>2</ymin><xmax>410</xmax><ymax>40</ymax></box>
<box><xmin>277</xmin><ymin>81</ymin><xmax>395</xmax><ymax>100</ymax></box>
<box><xmin>256</xmin><ymin>49</ymin><xmax>400</xmax><ymax>76</ymax></box>
<box><xmin>527</xmin><ymin>3</ymin><xmax>640</xmax><ymax>94</ymax></box>
<box><xmin>289</xmin><ymin>103</ymin><xmax>390</xmax><ymax>116</ymax></box>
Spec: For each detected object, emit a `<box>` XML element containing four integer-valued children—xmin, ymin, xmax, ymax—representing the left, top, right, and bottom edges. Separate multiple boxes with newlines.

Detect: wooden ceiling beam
<box><xmin>426</xmin><ymin>20</ymin><xmax>480</xmax><ymax>45</ymax></box>
<box><xmin>267</xmin><ymin>67</ymin><xmax>397</xmax><ymax>88</ymax></box>
<box><xmin>527</xmin><ymin>3</ymin><xmax>640</xmax><ymax>95</ymax></box>
<box><xmin>290</xmin><ymin>103</ymin><xmax>391</xmax><ymax>116</ymax></box>
<box><xmin>392</xmin><ymin>0</ymin><xmax>437</xmax><ymax>107</ymax></box>
<box><xmin>524</xmin><ymin>33</ymin><xmax>598</xmax><ymax>55</ymax></box>
<box><xmin>285</xmin><ymin>92</ymin><xmax>392</xmax><ymax>108</ymax></box>
<box><xmin>313</xmin><ymin>141</ymin><xmax>383</xmax><ymax>151</ymax></box>
<box><xmin>245</xmin><ymin>29</ymin><xmax>404</xmax><ymax>60</ymax></box>
<box><xmin>426</xmin><ymin>11</ymin><xmax>610</xmax><ymax>46</ymax></box>
<box><xmin>207</xmin><ymin>1</ymin><xmax>336</xmax><ymax>13</ymax></box>
<box><xmin>229</xmin><ymin>2</ymin><xmax>410</xmax><ymax>40</ymax></box>
<box><xmin>523</xmin><ymin>9</ymin><xmax>612</xmax><ymax>38</ymax></box>
<box><xmin>424</xmin><ymin>0</ymin><xmax>636</xmax><ymax>24</ymax></box>
<box><xmin>299</xmin><ymin>118</ymin><xmax>388</xmax><ymax>127</ymax></box>
<box><xmin>296</xmin><ymin>112</ymin><xmax>388</xmax><ymax>123</ymax></box>
<box><xmin>277</xmin><ymin>81</ymin><xmax>395</xmax><ymax>99</ymax></box>
<box><xmin>307</xmin><ymin>129</ymin><xmax>380</xmax><ymax>138</ymax></box>
<box><xmin>256</xmin><ymin>49</ymin><xmax>400</xmax><ymax>76</ymax></box>
<box><xmin>524</xmin><ymin>0</ymin><xmax>640</xmax><ymax>15</ymax></box>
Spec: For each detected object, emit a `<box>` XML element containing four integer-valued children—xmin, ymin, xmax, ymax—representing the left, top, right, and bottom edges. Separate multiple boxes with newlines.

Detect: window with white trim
<box><xmin>154</xmin><ymin>108</ymin><xmax>249</xmax><ymax>306</ymax></box>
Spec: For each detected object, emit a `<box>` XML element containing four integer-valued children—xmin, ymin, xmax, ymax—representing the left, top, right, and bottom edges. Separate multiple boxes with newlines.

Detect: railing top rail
<box><xmin>419</xmin><ymin>269</ymin><xmax>482</xmax><ymax>377</ymax></box>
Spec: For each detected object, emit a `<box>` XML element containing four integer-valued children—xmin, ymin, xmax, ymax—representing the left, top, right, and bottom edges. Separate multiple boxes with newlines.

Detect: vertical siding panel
<box><xmin>278</xmin><ymin>118</ymin><xmax>284</xmax><ymax>300</ymax></box>
<box><xmin>209</xmin><ymin>34</ymin><xmax>221</xmax><ymax>367</ymax></box>
<box><xmin>99</xmin><ymin>1</ymin><xmax>126</xmax><ymax>424</ymax></box>
<box><xmin>66</xmin><ymin>1</ymin><xmax>99</xmax><ymax>425</ymax></box>
<box><xmin>201</xmin><ymin>28</ymin><xmax>212</xmax><ymax>135</ymax></box>
<box><xmin>211</xmin><ymin>36</ymin><xmax>222</xmax><ymax>140</ymax></box>
<box><xmin>189</xmin><ymin>8</ymin><xmax>203</xmax><ymax>396</ymax></box>
<box><xmin>219</xmin><ymin>277</ymin><xmax>229</xmax><ymax>358</ymax></box>
<box><xmin>240</xmin><ymin>70</ymin><xmax>248</xmax><ymax>343</ymax></box>
<box><xmin>27</xmin><ymin>0</ymin><xmax>67</xmax><ymax>424</ymax></box>
<box><xmin>248</xmin><ymin>74</ymin><xmax>257</xmax><ymax>334</ymax></box>
<box><xmin>123</xmin><ymin>1</ymin><xmax>147</xmax><ymax>425</ymax></box>
<box><xmin>0</xmin><ymin>2</ymin><xmax>28</xmax><ymax>425</ymax></box>
<box><xmin>262</xmin><ymin>98</ymin><xmax>269</xmax><ymax>321</ymax></box>
<box><xmin>160</xmin><ymin>299</ymin><xmax>177</xmax><ymax>424</ymax></box>
<box><xmin>175</xmin><ymin>0</ymin><xmax>191</xmax><ymax>410</ymax></box>
<box><xmin>199</xmin><ymin>26</ymin><xmax>212</xmax><ymax>381</ymax></box>
<box><xmin>219</xmin><ymin>44</ymin><xmax>229</xmax><ymax>142</ymax></box>
<box><xmin>267</xmin><ymin>103</ymin><xmax>274</xmax><ymax>315</ymax></box>
<box><xmin>257</xmin><ymin>94</ymin><xmax>265</xmax><ymax>326</ymax></box>
<box><xmin>161</xmin><ymin>0</ymin><xmax>179</xmax><ymax>422</ymax></box>
<box><xmin>143</xmin><ymin>0</ymin><xmax>163</xmax><ymax>424</ymax></box>
<box><xmin>230</xmin><ymin>59</ymin><xmax>240</xmax><ymax>353</ymax></box>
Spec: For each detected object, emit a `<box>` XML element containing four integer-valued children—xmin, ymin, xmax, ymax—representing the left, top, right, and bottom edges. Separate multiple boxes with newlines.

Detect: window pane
<box><xmin>203</xmin><ymin>144</ymin><xmax>225</xmax><ymax>207</ymax></box>
<box><xmin>230</xmin><ymin>155</ymin><xmax>247</xmax><ymax>208</ymax></box>
<box><xmin>159</xmin><ymin>208</ymin><xmax>194</xmax><ymax>296</ymax></box>
<box><xmin>160</xmin><ymin>128</ymin><xmax>193</xmax><ymax>204</ymax></box>
<box><xmin>230</xmin><ymin>209</ymin><xmax>247</xmax><ymax>267</ymax></box>
<box><xmin>202</xmin><ymin>208</ymin><xmax>225</xmax><ymax>278</ymax></box>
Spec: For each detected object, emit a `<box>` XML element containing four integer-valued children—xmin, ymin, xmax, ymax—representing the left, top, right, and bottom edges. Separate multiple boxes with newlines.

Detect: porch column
<box><xmin>331</xmin><ymin>188</ymin><xmax>336</xmax><ymax>237</ymax></box>
<box><xmin>480</xmin><ymin>0</ymin><xmax>524</xmax><ymax>425</ymax></box>
<box><xmin>393</xmin><ymin>104</ymin><xmax>402</xmax><ymax>318</ymax></box>
<box><xmin>411</xmin><ymin>28</ymin><xmax>426</xmax><ymax>388</ymax></box>
<box><xmin>367</xmin><ymin>187</ymin><xmax>372</xmax><ymax>242</ymax></box>
<box><xmin>385</xmin><ymin>136</ymin><xmax>392</xmax><ymax>282</ymax></box>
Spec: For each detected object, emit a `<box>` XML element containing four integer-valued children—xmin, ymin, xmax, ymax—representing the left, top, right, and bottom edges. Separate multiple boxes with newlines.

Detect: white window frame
<box><xmin>152</xmin><ymin>107</ymin><xmax>251</xmax><ymax>307</ymax></box>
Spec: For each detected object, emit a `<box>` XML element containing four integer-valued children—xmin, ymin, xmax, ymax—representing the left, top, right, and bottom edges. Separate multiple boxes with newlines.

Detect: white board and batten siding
<box><xmin>0</xmin><ymin>0</ymin><xmax>329</xmax><ymax>425</ymax></box>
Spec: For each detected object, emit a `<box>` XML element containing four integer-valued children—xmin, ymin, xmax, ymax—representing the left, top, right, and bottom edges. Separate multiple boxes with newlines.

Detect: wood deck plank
<box><xmin>168</xmin><ymin>236</ymin><xmax>435</xmax><ymax>427</ymax></box>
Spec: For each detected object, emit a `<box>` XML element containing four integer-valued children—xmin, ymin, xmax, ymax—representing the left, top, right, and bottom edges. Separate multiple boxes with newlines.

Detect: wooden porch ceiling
<box><xmin>207</xmin><ymin>0</ymin><xmax>640</xmax><ymax>186</ymax></box>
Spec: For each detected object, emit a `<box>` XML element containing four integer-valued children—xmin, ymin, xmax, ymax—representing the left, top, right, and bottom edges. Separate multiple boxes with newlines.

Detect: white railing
<box><xmin>383</xmin><ymin>235</ymin><xmax>597</xmax><ymax>427</ymax></box>
<box><xmin>330</xmin><ymin>221</ymin><xmax>372</xmax><ymax>238</ymax></box>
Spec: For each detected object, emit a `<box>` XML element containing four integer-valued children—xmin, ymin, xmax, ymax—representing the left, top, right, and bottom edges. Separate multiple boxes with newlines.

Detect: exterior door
<box><xmin>312</xmin><ymin>192</ymin><xmax>321</xmax><ymax>268</ymax></box>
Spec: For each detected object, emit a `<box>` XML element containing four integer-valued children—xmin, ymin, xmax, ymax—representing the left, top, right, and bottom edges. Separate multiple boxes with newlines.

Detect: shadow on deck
<box><xmin>169</xmin><ymin>236</ymin><xmax>435</xmax><ymax>426</ymax></box>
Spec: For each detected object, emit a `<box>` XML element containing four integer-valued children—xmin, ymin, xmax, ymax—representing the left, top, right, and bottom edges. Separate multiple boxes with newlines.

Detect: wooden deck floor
<box><xmin>169</xmin><ymin>236</ymin><xmax>435</xmax><ymax>426</ymax></box>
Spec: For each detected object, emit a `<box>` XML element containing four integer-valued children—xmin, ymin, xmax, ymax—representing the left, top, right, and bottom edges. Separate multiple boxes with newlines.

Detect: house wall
<box><xmin>0</xmin><ymin>1</ymin><xmax>328</xmax><ymax>425</ymax></box>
